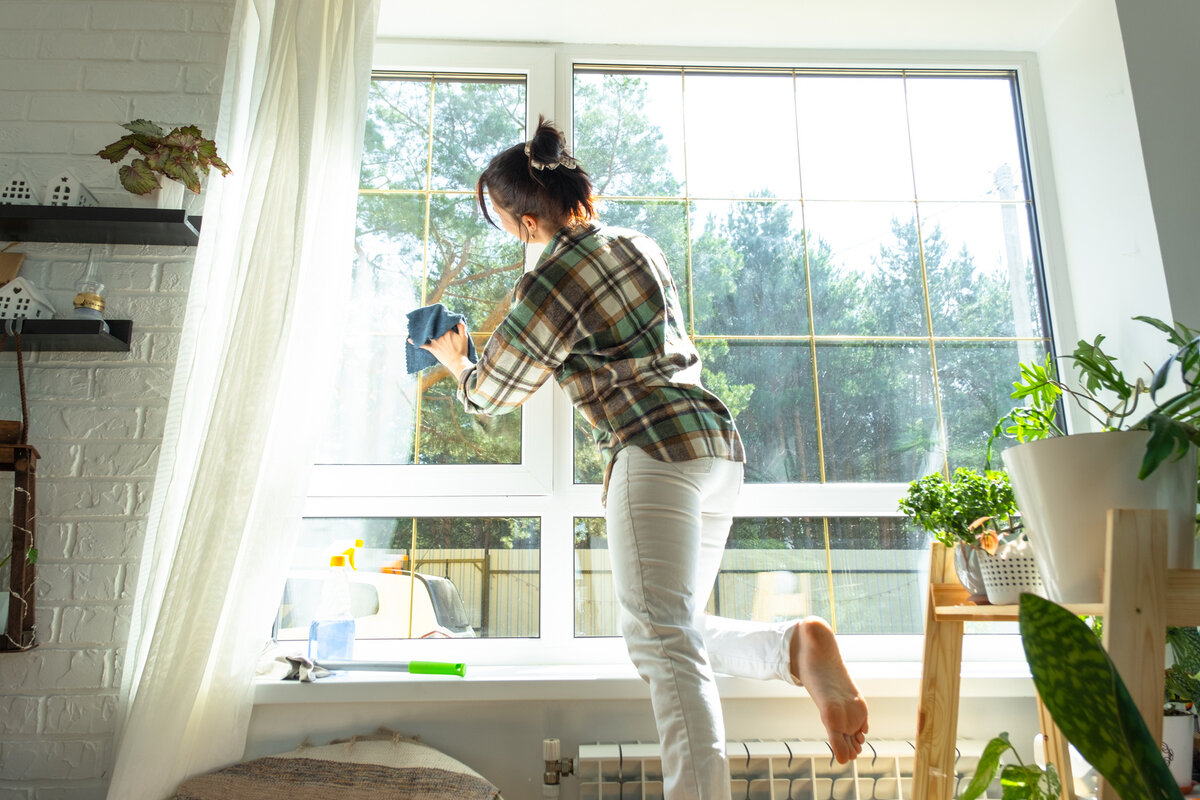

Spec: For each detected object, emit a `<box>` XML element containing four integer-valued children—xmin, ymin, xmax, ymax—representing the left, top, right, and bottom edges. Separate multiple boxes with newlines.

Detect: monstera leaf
<box><xmin>1019</xmin><ymin>593</ymin><xmax>1179</xmax><ymax>798</ymax></box>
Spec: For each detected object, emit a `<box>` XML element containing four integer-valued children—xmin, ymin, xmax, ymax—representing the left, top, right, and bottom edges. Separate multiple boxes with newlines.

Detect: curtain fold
<box><xmin>107</xmin><ymin>1</ymin><xmax>379</xmax><ymax>797</ymax></box>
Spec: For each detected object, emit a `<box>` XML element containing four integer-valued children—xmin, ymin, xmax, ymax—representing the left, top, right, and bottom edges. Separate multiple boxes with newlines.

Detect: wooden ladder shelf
<box><xmin>914</xmin><ymin>508</ymin><xmax>1200</xmax><ymax>800</ymax></box>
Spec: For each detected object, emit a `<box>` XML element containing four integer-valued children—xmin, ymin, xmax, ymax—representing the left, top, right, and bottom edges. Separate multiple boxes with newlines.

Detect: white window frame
<box><xmin>300</xmin><ymin>39</ymin><xmax>1065</xmax><ymax>671</ymax></box>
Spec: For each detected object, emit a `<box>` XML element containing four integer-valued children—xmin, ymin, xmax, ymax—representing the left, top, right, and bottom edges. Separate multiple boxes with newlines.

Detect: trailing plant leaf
<box><xmin>1019</xmin><ymin>593</ymin><xmax>1179</xmax><ymax>798</ymax></box>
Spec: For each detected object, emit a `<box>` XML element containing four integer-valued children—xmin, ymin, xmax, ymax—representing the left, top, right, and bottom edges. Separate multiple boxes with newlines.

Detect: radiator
<box><xmin>575</xmin><ymin>738</ymin><xmax>991</xmax><ymax>800</ymax></box>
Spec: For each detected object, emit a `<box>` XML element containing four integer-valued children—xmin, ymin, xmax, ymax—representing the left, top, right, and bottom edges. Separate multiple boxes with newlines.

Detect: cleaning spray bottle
<box><xmin>308</xmin><ymin>554</ymin><xmax>355</xmax><ymax>662</ymax></box>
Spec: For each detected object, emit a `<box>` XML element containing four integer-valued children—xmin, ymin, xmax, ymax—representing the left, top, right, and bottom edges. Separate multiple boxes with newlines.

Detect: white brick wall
<box><xmin>0</xmin><ymin>2</ymin><xmax>235</xmax><ymax>796</ymax></box>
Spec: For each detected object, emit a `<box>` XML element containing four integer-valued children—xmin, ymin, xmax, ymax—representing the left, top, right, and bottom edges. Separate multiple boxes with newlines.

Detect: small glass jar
<box><xmin>73</xmin><ymin>279</ymin><xmax>109</xmax><ymax>332</ymax></box>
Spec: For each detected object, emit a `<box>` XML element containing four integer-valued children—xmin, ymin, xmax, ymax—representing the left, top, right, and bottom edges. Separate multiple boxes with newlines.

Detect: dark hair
<box><xmin>476</xmin><ymin>116</ymin><xmax>594</xmax><ymax>232</ymax></box>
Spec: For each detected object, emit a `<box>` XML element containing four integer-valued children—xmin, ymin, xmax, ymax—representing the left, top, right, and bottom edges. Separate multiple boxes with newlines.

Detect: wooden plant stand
<box><xmin>913</xmin><ymin>508</ymin><xmax>1199</xmax><ymax>800</ymax></box>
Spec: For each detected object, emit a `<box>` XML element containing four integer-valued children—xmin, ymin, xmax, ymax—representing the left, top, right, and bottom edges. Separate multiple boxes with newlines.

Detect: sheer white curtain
<box><xmin>107</xmin><ymin>0</ymin><xmax>379</xmax><ymax>797</ymax></box>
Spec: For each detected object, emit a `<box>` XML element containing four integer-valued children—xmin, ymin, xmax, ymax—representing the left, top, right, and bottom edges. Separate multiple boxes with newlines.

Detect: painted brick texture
<box><xmin>0</xmin><ymin>2</ymin><xmax>234</xmax><ymax>796</ymax></box>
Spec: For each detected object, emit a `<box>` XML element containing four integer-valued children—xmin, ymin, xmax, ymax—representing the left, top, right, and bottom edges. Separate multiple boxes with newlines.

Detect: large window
<box><xmin>281</xmin><ymin>51</ymin><xmax>1052</xmax><ymax>664</ymax></box>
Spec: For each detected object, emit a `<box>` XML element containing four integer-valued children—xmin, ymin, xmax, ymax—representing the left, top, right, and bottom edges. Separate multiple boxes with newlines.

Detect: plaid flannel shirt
<box><xmin>457</xmin><ymin>223</ymin><xmax>745</xmax><ymax>495</ymax></box>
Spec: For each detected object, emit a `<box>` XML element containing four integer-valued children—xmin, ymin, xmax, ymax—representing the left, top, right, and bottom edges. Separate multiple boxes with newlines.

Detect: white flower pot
<box><xmin>1161</xmin><ymin>713</ymin><xmax>1194</xmax><ymax>791</ymax></box>
<box><xmin>1003</xmin><ymin>430</ymin><xmax>1198</xmax><ymax>604</ymax></box>
<box><xmin>978</xmin><ymin>538</ymin><xmax>1045</xmax><ymax>605</ymax></box>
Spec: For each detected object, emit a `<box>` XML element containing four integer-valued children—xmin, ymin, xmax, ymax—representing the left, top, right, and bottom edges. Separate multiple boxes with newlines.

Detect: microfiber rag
<box><xmin>405</xmin><ymin>303</ymin><xmax>478</xmax><ymax>374</ymax></box>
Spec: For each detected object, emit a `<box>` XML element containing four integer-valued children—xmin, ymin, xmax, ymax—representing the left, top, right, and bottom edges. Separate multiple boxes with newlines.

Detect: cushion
<box><xmin>173</xmin><ymin>728</ymin><xmax>502</xmax><ymax>800</ymax></box>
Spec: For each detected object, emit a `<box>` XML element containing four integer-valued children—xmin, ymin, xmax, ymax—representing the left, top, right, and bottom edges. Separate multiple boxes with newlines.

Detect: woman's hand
<box><xmin>414</xmin><ymin>322</ymin><xmax>474</xmax><ymax>376</ymax></box>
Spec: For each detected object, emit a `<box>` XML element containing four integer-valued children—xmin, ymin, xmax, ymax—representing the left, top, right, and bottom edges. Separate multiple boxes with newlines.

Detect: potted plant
<box><xmin>959</xmin><ymin>731</ymin><xmax>1061</xmax><ymax>800</ymax></box>
<box><xmin>95</xmin><ymin>119</ymin><xmax>231</xmax><ymax>207</ymax></box>
<box><xmin>990</xmin><ymin>316</ymin><xmax>1200</xmax><ymax>603</ymax></box>
<box><xmin>965</xmin><ymin>593</ymin><xmax>1185</xmax><ymax>798</ymax></box>
<box><xmin>1019</xmin><ymin>592</ymin><xmax>1182</xmax><ymax>796</ymax></box>
<box><xmin>898</xmin><ymin>467</ymin><xmax>1021</xmax><ymax>601</ymax></box>
<box><xmin>1163</xmin><ymin>625</ymin><xmax>1200</xmax><ymax>791</ymax></box>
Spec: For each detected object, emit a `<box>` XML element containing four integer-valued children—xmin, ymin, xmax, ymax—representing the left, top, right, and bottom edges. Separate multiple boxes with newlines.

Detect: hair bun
<box><xmin>525</xmin><ymin>119</ymin><xmax>578</xmax><ymax>171</ymax></box>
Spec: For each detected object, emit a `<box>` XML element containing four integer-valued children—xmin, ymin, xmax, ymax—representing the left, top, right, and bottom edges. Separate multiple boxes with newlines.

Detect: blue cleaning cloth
<box><xmin>405</xmin><ymin>303</ymin><xmax>478</xmax><ymax>374</ymax></box>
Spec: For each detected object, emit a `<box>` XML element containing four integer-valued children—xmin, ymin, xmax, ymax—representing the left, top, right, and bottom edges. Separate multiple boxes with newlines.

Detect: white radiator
<box><xmin>575</xmin><ymin>739</ymin><xmax>991</xmax><ymax>800</ymax></box>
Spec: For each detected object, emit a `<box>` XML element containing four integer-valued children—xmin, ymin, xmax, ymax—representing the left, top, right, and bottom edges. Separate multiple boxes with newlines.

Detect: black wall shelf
<box><xmin>0</xmin><ymin>319</ymin><xmax>133</xmax><ymax>352</ymax></box>
<box><xmin>0</xmin><ymin>206</ymin><xmax>201</xmax><ymax>247</ymax></box>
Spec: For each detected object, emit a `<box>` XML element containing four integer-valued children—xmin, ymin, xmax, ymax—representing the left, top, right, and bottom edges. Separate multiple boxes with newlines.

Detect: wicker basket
<box><xmin>979</xmin><ymin>543</ymin><xmax>1045</xmax><ymax>605</ymax></box>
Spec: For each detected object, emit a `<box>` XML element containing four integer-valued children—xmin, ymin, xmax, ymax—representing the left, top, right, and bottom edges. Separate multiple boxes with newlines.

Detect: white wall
<box><xmin>1113</xmin><ymin>0</ymin><xmax>1200</xmax><ymax>327</ymax></box>
<box><xmin>0</xmin><ymin>2</ymin><xmax>234</xmax><ymax>797</ymax></box>
<box><xmin>1033</xmin><ymin>0</ymin><xmax>1176</xmax><ymax>374</ymax></box>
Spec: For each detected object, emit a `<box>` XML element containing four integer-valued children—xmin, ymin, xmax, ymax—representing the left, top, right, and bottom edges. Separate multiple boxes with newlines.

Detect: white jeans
<box><xmin>605</xmin><ymin>446</ymin><xmax>798</xmax><ymax>800</ymax></box>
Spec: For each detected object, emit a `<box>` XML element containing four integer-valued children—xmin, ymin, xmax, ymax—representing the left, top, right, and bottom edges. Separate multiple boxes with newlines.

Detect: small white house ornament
<box><xmin>0</xmin><ymin>277</ymin><xmax>55</xmax><ymax>320</ymax></box>
<box><xmin>0</xmin><ymin>170</ymin><xmax>40</xmax><ymax>205</ymax></box>
<box><xmin>45</xmin><ymin>170</ymin><xmax>98</xmax><ymax>207</ymax></box>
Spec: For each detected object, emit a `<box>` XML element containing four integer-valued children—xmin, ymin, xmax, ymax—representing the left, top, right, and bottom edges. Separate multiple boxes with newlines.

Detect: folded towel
<box><xmin>405</xmin><ymin>303</ymin><xmax>478</xmax><ymax>374</ymax></box>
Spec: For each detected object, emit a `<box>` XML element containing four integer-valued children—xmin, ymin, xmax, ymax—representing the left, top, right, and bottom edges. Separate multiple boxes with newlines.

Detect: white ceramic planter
<box><xmin>1003</xmin><ymin>430</ymin><xmax>1198</xmax><ymax>604</ymax></box>
<box><xmin>1162</xmin><ymin>713</ymin><xmax>1194</xmax><ymax>791</ymax></box>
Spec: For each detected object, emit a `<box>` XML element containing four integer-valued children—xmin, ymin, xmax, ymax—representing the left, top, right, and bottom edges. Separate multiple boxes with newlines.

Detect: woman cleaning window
<box><xmin>416</xmin><ymin>116</ymin><xmax>869</xmax><ymax>799</ymax></box>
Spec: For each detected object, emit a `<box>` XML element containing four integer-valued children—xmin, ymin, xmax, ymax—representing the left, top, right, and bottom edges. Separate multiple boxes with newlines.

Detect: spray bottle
<box><xmin>307</xmin><ymin>554</ymin><xmax>355</xmax><ymax>662</ymax></box>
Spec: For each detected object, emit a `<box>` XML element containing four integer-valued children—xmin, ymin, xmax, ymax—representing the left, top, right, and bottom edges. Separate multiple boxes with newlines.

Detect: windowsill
<box><xmin>252</xmin><ymin>660</ymin><xmax>1035</xmax><ymax>706</ymax></box>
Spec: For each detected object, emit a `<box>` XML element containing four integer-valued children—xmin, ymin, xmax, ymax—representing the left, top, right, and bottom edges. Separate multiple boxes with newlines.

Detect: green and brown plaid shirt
<box><xmin>457</xmin><ymin>223</ymin><xmax>745</xmax><ymax>495</ymax></box>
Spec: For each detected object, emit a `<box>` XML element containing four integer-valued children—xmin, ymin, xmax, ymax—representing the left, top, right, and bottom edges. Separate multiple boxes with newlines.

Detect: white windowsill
<box><xmin>252</xmin><ymin>660</ymin><xmax>1035</xmax><ymax>706</ymax></box>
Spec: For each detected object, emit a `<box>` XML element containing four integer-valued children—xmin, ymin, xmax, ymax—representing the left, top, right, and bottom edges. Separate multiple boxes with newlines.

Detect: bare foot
<box><xmin>790</xmin><ymin>617</ymin><xmax>869</xmax><ymax>764</ymax></box>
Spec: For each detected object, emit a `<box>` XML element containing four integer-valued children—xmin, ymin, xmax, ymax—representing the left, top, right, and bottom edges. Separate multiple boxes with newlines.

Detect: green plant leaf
<box><xmin>207</xmin><ymin>152</ymin><xmax>232</xmax><ymax>176</ymax></box>
<box><xmin>118</xmin><ymin>159</ymin><xmax>159</xmax><ymax>194</ymax></box>
<box><xmin>1000</xmin><ymin>763</ymin><xmax>1047</xmax><ymax>799</ymax></box>
<box><xmin>1141</xmin><ymin>413</ymin><xmax>1191</xmax><ymax>479</ymax></box>
<box><xmin>1019</xmin><ymin>593</ymin><xmax>1180</xmax><ymax>798</ymax></box>
<box><xmin>959</xmin><ymin>733</ymin><xmax>1013</xmax><ymax>800</ymax></box>
<box><xmin>122</xmin><ymin>119</ymin><xmax>166</xmax><ymax>137</ymax></box>
<box><xmin>95</xmin><ymin>136</ymin><xmax>138</xmax><ymax>163</ymax></box>
<box><xmin>25</xmin><ymin>546</ymin><xmax>36</xmax><ymax>565</ymax></box>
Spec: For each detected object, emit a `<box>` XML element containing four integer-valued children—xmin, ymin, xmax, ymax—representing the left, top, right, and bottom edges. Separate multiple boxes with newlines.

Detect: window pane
<box><xmin>824</xmin><ymin>518</ymin><xmax>927</xmax><ymax>634</ymax></box>
<box><xmin>796</xmin><ymin>75</ymin><xmax>914</xmax><ymax>200</ymax></box>
<box><xmin>805</xmin><ymin>201</ymin><xmax>925</xmax><ymax>337</ymax></box>
<box><xmin>321</xmin><ymin>74</ymin><xmax>527</xmax><ymax>466</ymax></box>
<box><xmin>574</xmin><ymin>517</ymin><xmax>613</xmax><ymax>636</ymax></box>
<box><xmin>690</xmin><ymin>199</ymin><xmax>808</xmax><ymax>337</ymax></box>
<box><xmin>937</xmin><ymin>339</ymin><xmax>1051</xmax><ymax>471</ymax></box>
<box><xmin>920</xmin><ymin>201</ymin><xmax>1045</xmax><ymax>338</ymax></box>
<box><xmin>426</xmin><ymin>194</ymin><xmax>525</xmax><ymax>329</ymax></box>
<box><xmin>574</xmin><ymin>408</ymin><xmax>605</xmax><ymax>485</ymax></box>
<box><xmin>574</xmin><ymin>71</ymin><xmax>685</xmax><ymax>197</ymax></box>
<box><xmin>701</xmin><ymin>340</ymin><xmax>820</xmax><ymax>484</ymax></box>
<box><xmin>429</xmin><ymin>77</ymin><xmax>525</xmax><ymax>192</ymax></box>
<box><xmin>684</xmin><ymin>73</ymin><xmax>801</xmax><ymax>198</ymax></box>
<box><xmin>906</xmin><ymin>75</ymin><xmax>1027</xmax><ymax>201</ymax></box>
<box><xmin>816</xmin><ymin>341</ymin><xmax>940</xmax><ymax>482</ymax></box>
<box><xmin>361</xmin><ymin>79</ymin><xmax>431</xmax><ymax>191</ymax></box>
<box><xmin>278</xmin><ymin>517</ymin><xmax>540</xmax><ymax>641</ymax></box>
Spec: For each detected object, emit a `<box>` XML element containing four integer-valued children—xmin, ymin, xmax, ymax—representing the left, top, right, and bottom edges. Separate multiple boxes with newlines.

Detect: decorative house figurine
<box><xmin>0</xmin><ymin>170</ymin><xmax>40</xmax><ymax>205</ymax></box>
<box><xmin>44</xmin><ymin>170</ymin><xmax>98</xmax><ymax>207</ymax></box>
<box><xmin>0</xmin><ymin>277</ymin><xmax>55</xmax><ymax>320</ymax></box>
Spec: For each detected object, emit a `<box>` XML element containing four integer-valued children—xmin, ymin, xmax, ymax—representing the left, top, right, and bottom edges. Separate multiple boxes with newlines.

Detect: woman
<box><xmin>419</xmin><ymin>117</ymin><xmax>869</xmax><ymax>799</ymax></box>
